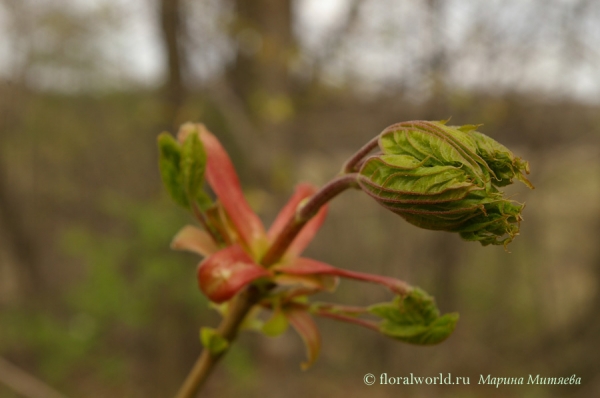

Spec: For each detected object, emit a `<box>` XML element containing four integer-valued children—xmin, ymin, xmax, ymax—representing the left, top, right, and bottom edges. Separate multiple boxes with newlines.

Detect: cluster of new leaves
<box><xmin>357</xmin><ymin>121</ymin><xmax>534</xmax><ymax>246</ymax></box>
<box><xmin>369</xmin><ymin>288</ymin><xmax>459</xmax><ymax>345</ymax></box>
<box><xmin>158</xmin><ymin>121</ymin><xmax>532</xmax><ymax>369</ymax></box>
<box><xmin>157</xmin><ymin>129</ymin><xmax>207</xmax><ymax>210</ymax></box>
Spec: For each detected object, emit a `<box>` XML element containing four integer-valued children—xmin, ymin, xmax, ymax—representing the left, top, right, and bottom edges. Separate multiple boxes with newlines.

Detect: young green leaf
<box><xmin>200</xmin><ymin>327</ymin><xmax>229</xmax><ymax>355</ymax></box>
<box><xmin>157</xmin><ymin>133</ymin><xmax>189</xmax><ymax>208</ymax></box>
<box><xmin>181</xmin><ymin>131</ymin><xmax>207</xmax><ymax>200</ymax></box>
<box><xmin>196</xmin><ymin>190</ymin><xmax>214</xmax><ymax>211</ymax></box>
<box><xmin>369</xmin><ymin>288</ymin><xmax>459</xmax><ymax>345</ymax></box>
<box><xmin>468</xmin><ymin>129</ymin><xmax>534</xmax><ymax>188</ymax></box>
<box><xmin>262</xmin><ymin>309</ymin><xmax>290</xmax><ymax>337</ymax></box>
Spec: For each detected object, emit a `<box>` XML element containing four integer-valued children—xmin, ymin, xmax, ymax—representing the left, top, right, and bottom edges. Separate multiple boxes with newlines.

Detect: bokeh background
<box><xmin>1</xmin><ymin>0</ymin><xmax>599</xmax><ymax>397</ymax></box>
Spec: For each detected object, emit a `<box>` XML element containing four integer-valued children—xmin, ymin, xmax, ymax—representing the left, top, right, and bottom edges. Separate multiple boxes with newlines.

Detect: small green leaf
<box><xmin>181</xmin><ymin>131</ymin><xmax>207</xmax><ymax>199</ymax></box>
<box><xmin>196</xmin><ymin>190</ymin><xmax>214</xmax><ymax>211</ymax></box>
<box><xmin>369</xmin><ymin>288</ymin><xmax>459</xmax><ymax>345</ymax></box>
<box><xmin>468</xmin><ymin>129</ymin><xmax>534</xmax><ymax>189</ymax></box>
<box><xmin>240</xmin><ymin>307</ymin><xmax>265</xmax><ymax>332</ymax></box>
<box><xmin>200</xmin><ymin>327</ymin><xmax>229</xmax><ymax>355</ymax></box>
<box><xmin>262</xmin><ymin>309</ymin><xmax>290</xmax><ymax>337</ymax></box>
<box><xmin>157</xmin><ymin>133</ymin><xmax>189</xmax><ymax>208</ymax></box>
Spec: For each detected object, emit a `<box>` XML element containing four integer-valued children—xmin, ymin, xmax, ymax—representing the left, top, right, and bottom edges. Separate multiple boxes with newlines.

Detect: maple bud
<box><xmin>358</xmin><ymin>121</ymin><xmax>533</xmax><ymax>246</ymax></box>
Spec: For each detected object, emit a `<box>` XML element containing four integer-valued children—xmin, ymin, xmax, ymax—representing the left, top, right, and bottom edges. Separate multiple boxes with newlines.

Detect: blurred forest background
<box><xmin>1</xmin><ymin>0</ymin><xmax>600</xmax><ymax>397</ymax></box>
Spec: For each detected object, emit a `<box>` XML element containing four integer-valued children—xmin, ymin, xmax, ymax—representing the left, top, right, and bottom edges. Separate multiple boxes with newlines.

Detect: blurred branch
<box><xmin>159</xmin><ymin>0</ymin><xmax>186</xmax><ymax>127</ymax></box>
<box><xmin>0</xmin><ymin>169</ymin><xmax>40</xmax><ymax>292</ymax></box>
<box><xmin>229</xmin><ymin>0</ymin><xmax>293</xmax><ymax>99</ymax></box>
<box><xmin>560</xmin><ymin>0</ymin><xmax>597</xmax><ymax>72</ymax></box>
<box><xmin>0</xmin><ymin>357</ymin><xmax>68</xmax><ymax>398</ymax></box>
<box><xmin>516</xmin><ymin>212</ymin><xmax>600</xmax><ymax>384</ymax></box>
<box><xmin>207</xmin><ymin>79</ymin><xmax>262</xmax><ymax>144</ymax></box>
<box><xmin>175</xmin><ymin>286</ymin><xmax>263</xmax><ymax>398</ymax></box>
<box><xmin>431</xmin><ymin>234</ymin><xmax>460</xmax><ymax>313</ymax></box>
<box><xmin>0</xmin><ymin>83</ymin><xmax>41</xmax><ymax>294</ymax></box>
<box><xmin>205</xmin><ymin>79</ymin><xmax>272</xmax><ymax>184</ymax></box>
<box><xmin>312</xmin><ymin>0</ymin><xmax>363</xmax><ymax>79</ymax></box>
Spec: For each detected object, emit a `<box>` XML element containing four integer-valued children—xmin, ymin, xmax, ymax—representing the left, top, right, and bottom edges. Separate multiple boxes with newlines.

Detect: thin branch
<box><xmin>312</xmin><ymin>0</ymin><xmax>364</xmax><ymax>79</ymax></box>
<box><xmin>189</xmin><ymin>200</ymin><xmax>222</xmax><ymax>245</ymax></box>
<box><xmin>313</xmin><ymin>309</ymin><xmax>380</xmax><ymax>333</ymax></box>
<box><xmin>0</xmin><ymin>357</ymin><xmax>68</xmax><ymax>398</ymax></box>
<box><xmin>0</xmin><ymin>164</ymin><xmax>41</xmax><ymax>293</ymax></box>
<box><xmin>205</xmin><ymin>79</ymin><xmax>270</xmax><ymax>183</ymax></box>
<box><xmin>174</xmin><ymin>286</ymin><xmax>262</xmax><ymax>398</ymax></box>
<box><xmin>310</xmin><ymin>302</ymin><xmax>369</xmax><ymax>316</ymax></box>
<box><xmin>261</xmin><ymin>173</ymin><xmax>359</xmax><ymax>267</ymax></box>
<box><xmin>342</xmin><ymin>135</ymin><xmax>379</xmax><ymax>173</ymax></box>
<box><xmin>159</xmin><ymin>0</ymin><xmax>186</xmax><ymax>127</ymax></box>
<box><xmin>284</xmin><ymin>301</ymin><xmax>380</xmax><ymax>334</ymax></box>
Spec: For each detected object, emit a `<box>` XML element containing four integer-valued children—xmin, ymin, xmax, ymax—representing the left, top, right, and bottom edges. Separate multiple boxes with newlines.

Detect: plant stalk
<box><xmin>175</xmin><ymin>286</ymin><xmax>261</xmax><ymax>398</ymax></box>
<box><xmin>342</xmin><ymin>135</ymin><xmax>379</xmax><ymax>173</ymax></box>
<box><xmin>261</xmin><ymin>173</ymin><xmax>358</xmax><ymax>267</ymax></box>
<box><xmin>190</xmin><ymin>200</ymin><xmax>222</xmax><ymax>245</ymax></box>
<box><xmin>313</xmin><ymin>310</ymin><xmax>380</xmax><ymax>332</ymax></box>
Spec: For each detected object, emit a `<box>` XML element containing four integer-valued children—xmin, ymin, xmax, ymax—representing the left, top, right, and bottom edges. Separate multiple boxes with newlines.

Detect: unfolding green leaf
<box><xmin>200</xmin><ymin>327</ymin><xmax>229</xmax><ymax>355</ymax></box>
<box><xmin>358</xmin><ymin>121</ymin><xmax>533</xmax><ymax>246</ymax></box>
<box><xmin>262</xmin><ymin>309</ymin><xmax>290</xmax><ymax>337</ymax></box>
<box><xmin>181</xmin><ymin>131</ymin><xmax>207</xmax><ymax>199</ymax></box>
<box><xmin>158</xmin><ymin>130</ymin><xmax>210</xmax><ymax>210</ymax></box>
<box><xmin>369</xmin><ymin>288</ymin><xmax>459</xmax><ymax>345</ymax></box>
<box><xmin>468</xmin><ymin>129</ymin><xmax>534</xmax><ymax>188</ymax></box>
<box><xmin>157</xmin><ymin>133</ymin><xmax>188</xmax><ymax>208</ymax></box>
<box><xmin>359</xmin><ymin>155</ymin><xmax>480</xmax><ymax>202</ymax></box>
<box><xmin>196</xmin><ymin>190</ymin><xmax>214</xmax><ymax>211</ymax></box>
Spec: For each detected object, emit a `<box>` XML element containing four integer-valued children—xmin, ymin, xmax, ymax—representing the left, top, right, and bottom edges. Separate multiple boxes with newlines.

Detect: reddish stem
<box><xmin>261</xmin><ymin>173</ymin><xmax>359</xmax><ymax>267</ymax></box>
<box><xmin>190</xmin><ymin>200</ymin><xmax>222</xmax><ymax>245</ymax></box>
<box><xmin>313</xmin><ymin>309</ymin><xmax>380</xmax><ymax>332</ymax></box>
<box><xmin>311</xmin><ymin>303</ymin><xmax>370</xmax><ymax>316</ymax></box>
<box><xmin>342</xmin><ymin>135</ymin><xmax>380</xmax><ymax>173</ymax></box>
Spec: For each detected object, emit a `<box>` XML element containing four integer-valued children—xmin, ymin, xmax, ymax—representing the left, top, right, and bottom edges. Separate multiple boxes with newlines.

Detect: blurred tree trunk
<box><xmin>221</xmin><ymin>0</ymin><xmax>296</xmax><ymax>188</ymax></box>
<box><xmin>567</xmin><ymin>216</ymin><xmax>600</xmax><ymax>392</ymax></box>
<box><xmin>432</xmin><ymin>234</ymin><xmax>461</xmax><ymax>313</ymax></box>
<box><xmin>0</xmin><ymin>168</ymin><xmax>40</xmax><ymax>295</ymax></box>
<box><xmin>0</xmin><ymin>84</ymin><xmax>41</xmax><ymax>296</ymax></box>
<box><xmin>0</xmin><ymin>0</ymin><xmax>42</xmax><ymax>298</ymax></box>
<box><xmin>424</xmin><ymin>0</ymin><xmax>448</xmax><ymax>106</ymax></box>
<box><xmin>159</xmin><ymin>0</ymin><xmax>186</xmax><ymax>129</ymax></box>
<box><xmin>229</xmin><ymin>0</ymin><xmax>293</xmax><ymax>108</ymax></box>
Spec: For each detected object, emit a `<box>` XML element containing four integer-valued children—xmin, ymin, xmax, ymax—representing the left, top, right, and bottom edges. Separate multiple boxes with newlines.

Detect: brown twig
<box><xmin>342</xmin><ymin>135</ymin><xmax>379</xmax><ymax>173</ymax></box>
<box><xmin>261</xmin><ymin>173</ymin><xmax>359</xmax><ymax>267</ymax></box>
<box><xmin>0</xmin><ymin>357</ymin><xmax>68</xmax><ymax>398</ymax></box>
<box><xmin>174</xmin><ymin>286</ymin><xmax>262</xmax><ymax>398</ymax></box>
